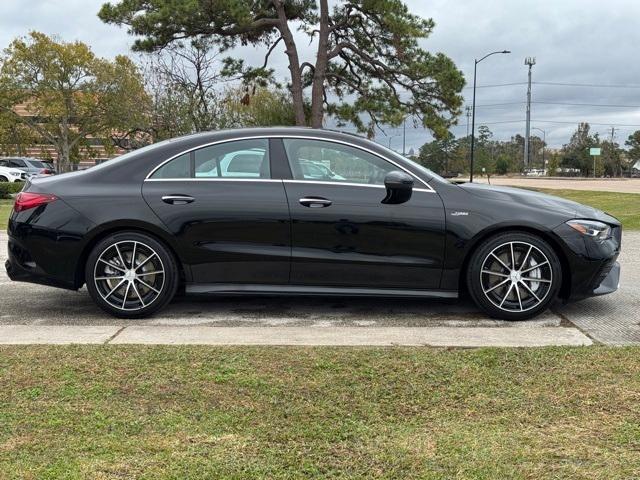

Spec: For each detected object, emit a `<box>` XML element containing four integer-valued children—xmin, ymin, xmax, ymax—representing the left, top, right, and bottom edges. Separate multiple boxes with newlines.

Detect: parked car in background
<box><xmin>0</xmin><ymin>157</ymin><xmax>56</xmax><ymax>177</ymax></box>
<box><xmin>0</xmin><ymin>165</ymin><xmax>28</xmax><ymax>182</ymax></box>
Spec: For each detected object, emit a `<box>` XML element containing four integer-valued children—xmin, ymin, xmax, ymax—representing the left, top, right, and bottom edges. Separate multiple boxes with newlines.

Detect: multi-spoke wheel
<box><xmin>467</xmin><ymin>232</ymin><xmax>562</xmax><ymax>320</ymax></box>
<box><xmin>85</xmin><ymin>232</ymin><xmax>178</xmax><ymax>318</ymax></box>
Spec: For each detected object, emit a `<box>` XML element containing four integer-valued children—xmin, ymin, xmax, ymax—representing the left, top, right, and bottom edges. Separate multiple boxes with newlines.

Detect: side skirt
<box><xmin>186</xmin><ymin>283</ymin><xmax>458</xmax><ymax>299</ymax></box>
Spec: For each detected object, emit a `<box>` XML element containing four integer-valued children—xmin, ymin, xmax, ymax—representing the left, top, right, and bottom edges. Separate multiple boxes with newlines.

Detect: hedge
<box><xmin>0</xmin><ymin>182</ymin><xmax>25</xmax><ymax>199</ymax></box>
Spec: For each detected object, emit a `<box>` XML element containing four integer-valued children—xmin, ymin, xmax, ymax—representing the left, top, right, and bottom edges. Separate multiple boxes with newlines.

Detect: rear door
<box><xmin>277</xmin><ymin>138</ymin><xmax>446</xmax><ymax>290</ymax></box>
<box><xmin>142</xmin><ymin>138</ymin><xmax>291</xmax><ymax>285</ymax></box>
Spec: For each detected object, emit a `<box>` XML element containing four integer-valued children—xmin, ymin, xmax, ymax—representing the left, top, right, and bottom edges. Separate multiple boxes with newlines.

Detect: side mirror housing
<box><xmin>382</xmin><ymin>170</ymin><xmax>414</xmax><ymax>204</ymax></box>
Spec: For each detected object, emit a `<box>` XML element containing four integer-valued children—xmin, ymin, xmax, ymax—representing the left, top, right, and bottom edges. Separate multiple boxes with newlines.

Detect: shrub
<box><xmin>0</xmin><ymin>181</ymin><xmax>25</xmax><ymax>199</ymax></box>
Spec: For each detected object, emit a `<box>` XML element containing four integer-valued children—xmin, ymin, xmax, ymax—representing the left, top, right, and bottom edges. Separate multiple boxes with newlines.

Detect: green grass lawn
<box><xmin>533</xmin><ymin>189</ymin><xmax>640</xmax><ymax>230</ymax></box>
<box><xmin>0</xmin><ymin>346</ymin><xmax>639</xmax><ymax>479</ymax></box>
<box><xmin>0</xmin><ymin>199</ymin><xmax>12</xmax><ymax>229</ymax></box>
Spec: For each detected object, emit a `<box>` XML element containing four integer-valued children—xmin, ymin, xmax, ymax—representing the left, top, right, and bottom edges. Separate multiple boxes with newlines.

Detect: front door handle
<box><xmin>162</xmin><ymin>195</ymin><xmax>194</xmax><ymax>205</ymax></box>
<box><xmin>299</xmin><ymin>197</ymin><xmax>332</xmax><ymax>208</ymax></box>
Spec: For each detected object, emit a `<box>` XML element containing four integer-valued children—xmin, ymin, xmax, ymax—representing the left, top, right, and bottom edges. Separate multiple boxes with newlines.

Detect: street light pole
<box><xmin>469</xmin><ymin>50</ymin><xmax>511</xmax><ymax>182</ymax></box>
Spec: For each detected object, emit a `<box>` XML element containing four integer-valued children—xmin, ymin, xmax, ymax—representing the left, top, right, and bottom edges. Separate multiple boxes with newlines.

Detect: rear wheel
<box><xmin>85</xmin><ymin>231</ymin><xmax>178</xmax><ymax>318</ymax></box>
<box><xmin>467</xmin><ymin>232</ymin><xmax>562</xmax><ymax>320</ymax></box>
<box><xmin>0</xmin><ymin>176</ymin><xmax>7</xmax><ymax>182</ymax></box>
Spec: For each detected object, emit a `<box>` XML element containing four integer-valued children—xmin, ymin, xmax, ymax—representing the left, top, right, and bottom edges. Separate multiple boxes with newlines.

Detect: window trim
<box><xmin>144</xmin><ymin>135</ymin><xmax>434</xmax><ymax>193</ymax></box>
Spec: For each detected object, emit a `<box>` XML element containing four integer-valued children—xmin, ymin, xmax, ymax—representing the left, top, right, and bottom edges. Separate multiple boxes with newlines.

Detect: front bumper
<box><xmin>592</xmin><ymin>261</ymin><xmax>620</xmax><ymax>296</ymax></box>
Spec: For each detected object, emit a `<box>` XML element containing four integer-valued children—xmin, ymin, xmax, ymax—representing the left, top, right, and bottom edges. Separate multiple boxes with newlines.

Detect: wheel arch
<box><xmin>457</xmin><ymin>224</ymin><xmax>572</xmax><ymax>300</ymax></box>
<box><xmin>74</xmin><ymin>221</ymin><xmax>187</xmax><ymax>289</ymax></box>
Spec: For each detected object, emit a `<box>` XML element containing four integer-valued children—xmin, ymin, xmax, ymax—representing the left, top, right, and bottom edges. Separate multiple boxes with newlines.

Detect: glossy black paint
<box><xmin>5</xmin><ymin>127</ymin><xmax>621</xmax><ymax>304</ymax></box>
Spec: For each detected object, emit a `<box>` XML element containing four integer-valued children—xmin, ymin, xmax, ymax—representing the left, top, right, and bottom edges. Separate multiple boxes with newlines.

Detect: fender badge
<box><xmin>451</xmin><ymin>211</ymin><xmax>469</xmax><ymax>216</ymax></box>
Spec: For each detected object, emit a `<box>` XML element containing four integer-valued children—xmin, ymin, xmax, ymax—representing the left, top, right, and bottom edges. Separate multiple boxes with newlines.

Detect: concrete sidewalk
<box><xmin>0</xmin><ymin>325</ymin><xmax>592</xmax><ymax>347</ymax></box>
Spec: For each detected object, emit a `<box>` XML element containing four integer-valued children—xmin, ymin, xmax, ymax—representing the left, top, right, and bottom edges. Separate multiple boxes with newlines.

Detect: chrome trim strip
<box><xmin>143</xmin><ymin>134</ymin><xmax>435</xmax><ymax>192</ymax></box>
<box><xmin>145</xmin><ymin>178</ymin><xmax>280</xmax><ymax>182</ymax></box>
<box><xmin>282</xmin><ymin>179</ymin><xmax>435</xmax><ymax>193</ymax></box>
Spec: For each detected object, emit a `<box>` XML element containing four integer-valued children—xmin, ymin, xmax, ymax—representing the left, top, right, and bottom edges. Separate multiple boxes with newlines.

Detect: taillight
<box><xmin>14</xmin><ymin>192</ymin><xmax>57</xmax><ymax>212</ymax></box>
<box><xmin>40</xmin><ymin>168</ymin><xmax>53</xmax><ymax>174</ymax></box>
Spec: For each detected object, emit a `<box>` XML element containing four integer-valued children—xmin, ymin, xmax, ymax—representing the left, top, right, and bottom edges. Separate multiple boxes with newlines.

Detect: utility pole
<box><xmin>524</xmin><ymin>57</ymin><xmax>536</xmax><ymax>171</ymax></box>
<box><xmin>402</xmin><ymin>117</ymin><xmax>406</xmax><ymax>156</ymax></box>
<box><xmin>465</xmin><ymin>106</ymin><xmax>472</xmax><ymax>138</ymax></box>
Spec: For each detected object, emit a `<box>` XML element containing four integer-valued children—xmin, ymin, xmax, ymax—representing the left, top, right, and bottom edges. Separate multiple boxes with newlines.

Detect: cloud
<box><xmin>1</xmin><ymin>0</ymin><xmax>639</xmax><ymax>150</ymax></box>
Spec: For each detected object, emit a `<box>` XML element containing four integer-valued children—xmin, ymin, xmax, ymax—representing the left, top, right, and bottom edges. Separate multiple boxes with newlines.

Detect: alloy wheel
<box><xmin>480</xmin><ymin>241</ymin><xmax>553</xmax><ymax>313</ymax></box>
<box><xmin>93</xmin><ymin>240</ymin><xmax>165</xmax><ymax>311</ymax></box>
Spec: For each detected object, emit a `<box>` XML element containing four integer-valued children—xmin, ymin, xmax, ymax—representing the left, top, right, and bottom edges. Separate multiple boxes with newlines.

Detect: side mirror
<box><xmin>382</xmin><ymin>170</ymin><xmax>414</xmax><ymax>204</ymax></box>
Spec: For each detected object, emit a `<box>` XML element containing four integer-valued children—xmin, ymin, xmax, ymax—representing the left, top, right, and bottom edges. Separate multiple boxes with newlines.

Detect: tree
<box><xmin>417</xmin><ymin>132</ymin><xmax>457</xmax><ymax>175</ymax></box>
<box><xmin>99</xmin><ymin>0</ymin><xmax>465</xmax><ymax>137</ymax></box>
<box><xmin>625</xmin><ymin>130</ymin><xmax>640</xmax><ymax>174</ymax></box>
<box><xmin>0</xmin><ymin>32</ymin><xmax>150</xmax><ymax>171</ymax></box>
<box><xmin>560</xmin><ymin>123</ymin><xmax>598</xmax><ymax>176</ymax></box>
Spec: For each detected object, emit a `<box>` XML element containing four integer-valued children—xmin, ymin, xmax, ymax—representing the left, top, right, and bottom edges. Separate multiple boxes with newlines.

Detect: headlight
<box><xmin>9</xmin><ymin>171</ymin><xmax>20</xmax><ymax>176</ymax></box>
<box><xmin>567</xmin><ymin>219</ymin><xmax>611</xmax><ymax>240</ymax></box>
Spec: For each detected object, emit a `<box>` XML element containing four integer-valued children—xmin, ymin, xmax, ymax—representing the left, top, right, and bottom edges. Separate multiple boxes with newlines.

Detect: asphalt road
<box><xmin>1</xmin><ymin>231</ymin><xmax>638</xmax><ymax>345</ymax></box>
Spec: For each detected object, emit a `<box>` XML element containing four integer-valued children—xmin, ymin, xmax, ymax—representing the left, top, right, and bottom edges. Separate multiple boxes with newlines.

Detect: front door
<box><xmin>279</xmin><ymin>138</ymin><xmax>446</xmax><ymax>290</ymax></box>
<box><xmin>142</xmin><ymin>138</ymin><xmax>290</xmax><ymax>285</ymax></box>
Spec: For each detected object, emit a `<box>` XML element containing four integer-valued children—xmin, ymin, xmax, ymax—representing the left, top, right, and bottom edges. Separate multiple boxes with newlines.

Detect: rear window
<box><xmin>26</xmin><ymin>160</ymin><xmax>46</xmax><ymax>168</ymax></box>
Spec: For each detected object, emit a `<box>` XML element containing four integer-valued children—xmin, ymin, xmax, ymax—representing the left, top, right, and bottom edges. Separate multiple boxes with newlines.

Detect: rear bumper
<box><xmin>5</xmin><ymin>236</ymin><xmax>77</xmax><ymax>290</ymax></box>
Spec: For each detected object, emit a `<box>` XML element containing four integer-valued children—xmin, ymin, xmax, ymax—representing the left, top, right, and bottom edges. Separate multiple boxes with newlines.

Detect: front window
<box><xmin>283</xmin><ymin>138</ymin><xmax>396</xmax><ymax>185</ymax></box>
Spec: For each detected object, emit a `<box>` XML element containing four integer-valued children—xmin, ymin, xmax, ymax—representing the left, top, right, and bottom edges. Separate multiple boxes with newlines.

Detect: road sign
<box><xmin>590</xmin><ymin>147</ymin><xmax>601</xmax><ymax>156</ymax></box>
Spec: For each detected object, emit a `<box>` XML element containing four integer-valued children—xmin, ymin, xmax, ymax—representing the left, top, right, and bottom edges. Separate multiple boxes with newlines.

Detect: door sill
<box><xmin>186</xmin><ymin>283</ymin><xmax>458</xmax><ymax>299</ymax></box>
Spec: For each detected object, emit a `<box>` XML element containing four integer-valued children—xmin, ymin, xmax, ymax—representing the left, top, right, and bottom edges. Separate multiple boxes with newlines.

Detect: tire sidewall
<box><xmin>467</xmin><ymin>232</ymin><xmax>562</xmax><ymax>321</ymax></box>
<box><xmin>85</xmin><ymin>231</ymin><xmax>178</xmax><ymax>318</ymax></box>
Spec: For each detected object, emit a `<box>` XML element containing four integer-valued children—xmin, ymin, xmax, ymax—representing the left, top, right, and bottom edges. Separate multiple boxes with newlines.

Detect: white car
<box><xmin>0</xmin><ymin>166</ymin><xmax>27</xmax><ymax>182</ymax></box>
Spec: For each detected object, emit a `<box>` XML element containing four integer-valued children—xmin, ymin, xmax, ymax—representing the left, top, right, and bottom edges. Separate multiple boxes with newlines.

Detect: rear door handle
<box><xmin>299</xmin><ymin>197</ymin><xmax>332</xmax><ymax>208</ymax></box>
<box><xmin>162</xmin><ymin>195</ymin><xmax>194</xmax><ymax>205</ymax></box>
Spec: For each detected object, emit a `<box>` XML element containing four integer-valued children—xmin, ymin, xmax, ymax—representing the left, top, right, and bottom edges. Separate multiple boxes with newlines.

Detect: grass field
<box><xmin>0</xmin><ymin>199</ymin><xmax>12</xmax><ymax>229</ymax></box>
<box><xmin>533</xmin><ymin>189</ymin><xmax>640</xmax><ymax>230</ymax></box>
<box><xmin>0</xmin><ymin>346</ymin><xmax>639</xmax><ymax>479</ymax></box>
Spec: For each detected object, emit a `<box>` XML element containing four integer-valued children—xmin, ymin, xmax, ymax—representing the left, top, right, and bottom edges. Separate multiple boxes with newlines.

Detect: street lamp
<box><xmin>532</xmin><ymin>127</ymin><xmax>546</xmax><ymax>170</ymax></box>
<box><xmin>469</xmin><ymin>50</ymin><xmax>511</xmax><ymax>182</ymax></box>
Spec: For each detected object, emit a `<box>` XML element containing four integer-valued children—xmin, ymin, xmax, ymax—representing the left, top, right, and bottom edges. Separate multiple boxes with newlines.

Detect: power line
<box><xmin>463</xmin><ymin>82</ymin><xmax>527</xmax><ymax>89</ymax></box>
<box><xmin>533</xmin><ymin>101</ymin><xmax>640</xmax><ymax>108</ymax></box>
<box><xmin>534</xmin><ymin>81</ymin><xmax>640</xmax><ymax>89</ymax></box>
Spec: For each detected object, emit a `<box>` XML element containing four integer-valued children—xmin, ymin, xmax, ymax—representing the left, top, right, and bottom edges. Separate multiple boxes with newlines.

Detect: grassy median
<box><xmin>0</xmin><ymin>199</ymin><xmax>11</xmax><ymax>229</ymax></box>
<box><xmin>533</xmin><ymin>189</ymin><xmax>640</xmax><ymax>230</ymax></box>
<box><xmin>0</xmin><ymin>346</ymin><xmax>639</xmax><ymax>479</ymax></box>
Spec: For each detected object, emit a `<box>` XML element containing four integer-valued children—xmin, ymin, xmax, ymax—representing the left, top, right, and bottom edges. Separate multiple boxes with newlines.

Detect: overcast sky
<box><xmin>2</xmin><ymin>0</ymin><xmax>639</xmax><ymax>151</ymax></box>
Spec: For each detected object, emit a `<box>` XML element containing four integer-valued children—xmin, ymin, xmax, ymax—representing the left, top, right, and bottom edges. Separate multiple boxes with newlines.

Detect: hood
<box><xmin>0</xmin><ymin>166</ymin><xmax>25</xmax><ymax>176</ymax></box>
<box><xmin>458</xmin><ymin>182</ymin><xmax>620</xmax><ymax>226</ymax></box>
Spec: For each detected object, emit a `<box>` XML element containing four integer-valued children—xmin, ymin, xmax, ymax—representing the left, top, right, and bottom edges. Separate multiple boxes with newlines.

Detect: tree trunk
<box><xmin>274</xmin><ymin>1</ymin><xmax>306</xmax><ymax>126</ymax></box>
<box><xmin>58</xmin><ymin>119</ymin><xmax>70</xmax><ymax>173</ymax></box>
<box><xmin>310</xmin><ymin>0</ymin><xmax>330</xmax><ymax>128</ymax></box>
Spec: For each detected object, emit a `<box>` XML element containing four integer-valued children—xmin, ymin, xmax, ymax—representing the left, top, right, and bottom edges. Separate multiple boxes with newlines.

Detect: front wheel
<box><xmin>467</xmin><ymin>232</ymin><xmax>562</xmax><ymax>321</ymax></box>
<box><xmin>85</xmin><ymin>231</ymin><xmax>179</xmax><ymax>318</ymax></box>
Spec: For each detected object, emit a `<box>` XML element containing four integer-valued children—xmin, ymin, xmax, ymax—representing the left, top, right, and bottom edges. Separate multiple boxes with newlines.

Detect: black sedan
<box><xmin>5</xmin><ymin>128</ymin><xmax>621</xmax><ymax>320</ymax></box>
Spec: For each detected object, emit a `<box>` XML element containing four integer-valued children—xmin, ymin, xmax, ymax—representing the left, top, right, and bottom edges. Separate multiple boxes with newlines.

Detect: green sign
<box><xmin>590</xmin><ymin>147</ymin><xmax>601</xmax><ymax>156</ymax></box>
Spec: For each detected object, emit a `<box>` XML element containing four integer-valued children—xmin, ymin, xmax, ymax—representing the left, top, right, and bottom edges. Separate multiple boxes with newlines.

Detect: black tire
<box><xmin>85</xmin><ymin>231</ymin><xmax>179</xmax><ymax>318</ymax></box>
<box><xmin>466</xmin><ymin>231</ymin><xmax>562</xmax><ymax>321</ymax></box>
<box><xmin>0</xmin><ymin>176</ymin><xmax>8</xmax><ymax>182</ymax></box>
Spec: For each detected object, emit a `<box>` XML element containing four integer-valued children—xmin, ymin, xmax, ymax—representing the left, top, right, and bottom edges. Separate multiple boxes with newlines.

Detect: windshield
<box><xmin>26</xmin><ymin>160</ymin><xmax>47</xmax><ymax>168</ymax></box>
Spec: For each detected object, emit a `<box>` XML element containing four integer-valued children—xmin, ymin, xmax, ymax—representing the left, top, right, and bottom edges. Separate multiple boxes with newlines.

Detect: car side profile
<box><xmin>5</xmin><ymin>128</ymin><xmax>621</xmax><ymax>320</ymax></box>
